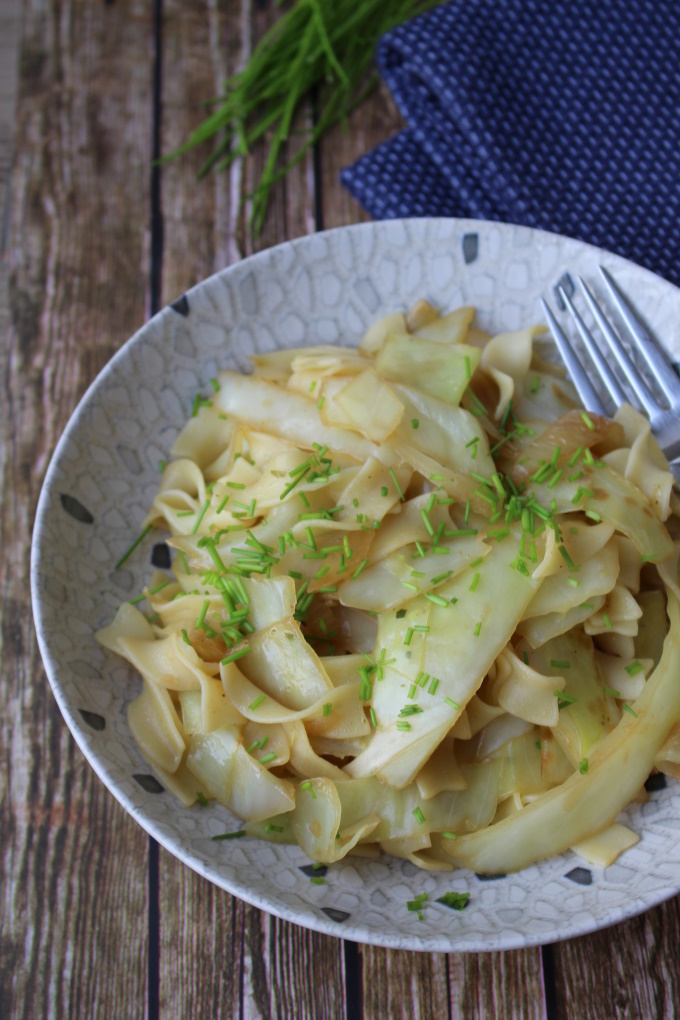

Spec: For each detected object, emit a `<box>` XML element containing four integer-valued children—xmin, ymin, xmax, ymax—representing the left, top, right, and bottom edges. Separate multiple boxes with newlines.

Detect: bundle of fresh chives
<box><xmin>167</xmin><ymin>0</ymin><xmax>440</xmax><ymax>233</ymax></box>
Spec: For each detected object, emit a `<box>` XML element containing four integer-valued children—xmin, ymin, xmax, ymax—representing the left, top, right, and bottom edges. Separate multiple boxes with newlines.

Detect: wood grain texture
<box><xmin>552</xmin><ymin>897</ymin><xmax>680</xmax><ymax>1019</ymax></box>
<box><xmin>1</xmin><ymin>1</ymin><xmax>151</xmax><ymax>1016</ymax></box>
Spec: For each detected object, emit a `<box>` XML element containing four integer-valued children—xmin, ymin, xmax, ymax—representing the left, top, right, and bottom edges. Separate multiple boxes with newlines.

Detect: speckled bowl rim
<box><xmin>31</xmin><ymin>218</ymin><xmax>680</xmax><ymax>952</ymax></box>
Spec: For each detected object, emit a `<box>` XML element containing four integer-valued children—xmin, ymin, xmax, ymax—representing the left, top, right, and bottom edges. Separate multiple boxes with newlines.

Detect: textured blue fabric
<box><xmin>341</xmin><ymin>0</ymin><xmax>680</xmax><ymax>285</ymax></box>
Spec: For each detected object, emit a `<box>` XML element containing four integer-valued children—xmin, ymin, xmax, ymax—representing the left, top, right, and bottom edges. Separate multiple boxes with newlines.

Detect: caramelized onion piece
<box><xmin>510</xmin><ymin>410</ymin><xmax>624</xmax><ymax>483</ymax></box>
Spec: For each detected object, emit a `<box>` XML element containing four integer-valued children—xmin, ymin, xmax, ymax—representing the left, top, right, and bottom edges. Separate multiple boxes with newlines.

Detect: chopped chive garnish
<box><xmin>530</xmin><ymin>375</ymin><xmax>541</xmax><ymax>394</ymax></box>
<box><xmin>227</xmin><ymin>481</ymin><xmax>245</xmax><ymax>489</ymax></box>
<box><xmin>404</xmin><ymin>627</ymin><xmax>414</xmax><ymax>645</ymax></box>
<box><xmin>602</xmin><ymin>613</ymin><xmax>612</xmax><ymax>630</ymax></box>
<box><xmin>115</xmin><ymin>523</ymin><xmax>153</xmax><ymax>570</ymax></box>
<box><xmin>558</xmin><ymin>545</ymin><xmax>577</xmax><ymax>570</ymax></box>
<box><xmin>550</xmin><ymin>660</ymin><xmax>571</xmax><ymax>669</ymax></box>
<box><xmin>317</xmin><ymin>396</ymin><xmax>325</xmax><ymax>410</ymax></box>
<box><xmin>389</xmin><ymin>467</ymin><xmax>405</xmax><ymax>500</ymax></box>
<box><xmin>464</xmin><ymin>354</ymin><xmax>471</xmax><ymax>380</ymax></box>
<box><xmin>310</xmin><ymin>877</ymin><xmax>325</xmax><ymax>885</ymax></box>
<box><xmin>259</xmin><ymin>752</ymin><xmax>277</xmax><ymax>765</ymax></box>
<box><xmin>469</xmin><ymin>572</ymin><xmax>480</xmax><ymax>592</ymax></box>
<box><xmin>370</xmin><ymin>707</ymin><xmax>377</xmax><ymax>727</ymax></box>
<box><xmin>412</xmin><ymin>807</ymin><xmax>426</xmax><ymax>825</ymax></box>
<box><xmin>381</xmin><ymin>485</ymin><xmax>388</xmax><ymax>497</ymax></box>
<box><xmin>396</xmin><ymin>721</ymin><xmax>411</xmax><ymax>731</ymax></box>
<box><xmin>401</xmin><ymin>581</ymin><xmax>419</xmax><ymax>592</ymax></box>
<box><xmin>428</xmin><ymin>677</ymin><xmax>439</xmax><ymax>695</ymax></box>
<box><xmin>585</xmin><ymin>510</ymin><xmax>602</xmax><ymax>522</ymax></box>
<box><xmin>567</xmin><ymin>577</ymin><xmax>580</xmax><ymax>588</ymax></box>
<box><xmin>444</xmin><ymin>697</ymin><xmax>460</xmax><ymax>710</ymax></box>
<box><xmin>441</xmin><ymin>831</ymin><xmax>457</xmax><ymax>840</ymax></box>
<box><xmin>211</xmin><ymin>830</ymin><xmax>246</xmax><ymax>840</ymax></box>
<box><xmin>446</xmin><ymin>528</ymin><xmax>479</xmax><ymax>537</ymax></box>
<box><xmin>437</xmin><ymin>891</ymin><xmax>470</xmax><ymax>911</ymax></box>
<box><xmin>197</xmin><ymin>791</ymin><xmax>209</xmax><ymax>807</ymax></box>
<box><xmin>625</xmin><ymin>660</ymin><xmax>644</xmax><ymax>676</ymax></box>
<box><xmin>522</xmin><ymin>651</ymin><xmax>529</xmax><ymax>664</ymax></box>
<box><xmin>408</xmin><ymin>683</ymin><xmax>417</xmax><ymax>699</ymax></box>
<box><xmin>411</xmin><ymin>418</ymin><xmax>420</xmax><ymax>429</ymax></box>
<box><xmin>265</xmin><ymin>823</ymin><xmax>284</xmax><ymax>833</ymax></box>
<box><xmin>181</xmin><ymin>628</ymin><xmax>191</xmax><ymax>645</ymax></box>
<box><xmin>300</xmin><ymin>780</ymin><xmax>316</xmax><ymax>798</ymax></box>
<box><xmin>581</xmin><ymin>411</ymin><xmax>595</xmax><ymax>430</ymax></box>
<box><xmin>604</xmin><ymin>685</ymin><xmax>621</xmax><ymax>698</ymax></box>
<box><xmin>195</xmin><ymin>599</ymin><xmax>210</xmax><ymax>630</ymax></box>
<box><xmin>222</xmin><ymin>646</ymin><xmax>252</xmax><ymax>667</ymax></box>
<box><xmin>424</xmin><ymin>593</ymin><xmax>449</xmax><ymax>607</ymax></box>
<box><xmin>568</xmin><ymin>445</ymin><xmax>584</xmax><ymax>467</ymax></box>
<box><xmin>420</xmin><ymin>509</ymin><xmax>435</xmax><ymax>536</ymax></box>
<box><xmin>473</xmin><ymin>621</ymin><xmax>482</xmax><ymax>636</ymax></box>
<box><xmin>555</xmin><ymin>691</ymin><xmax>578</xmax><ymax>705</ymax></box>
<box><xmin>158</xmin><ymin>459</ymin><xmax>166</xmax><ymax>473</ymax></box>
<box><xmin>623</xmin><ymin>704</ymin><xmax>638</xmax><ymax>718</ymax></box>
<box><xmin>579</xmin><ymin>758</ymin><xmax>589</xmax><ymax>774</ymax></box>
<box><xmin>580</xmin><ymin>601</ymin><xmax>595</xmax><ymax>610</ymax></box>
<box><xmin>431</xmin><ymin>571</ymin><xmax>452</xmax><ymax>585</ymax></box>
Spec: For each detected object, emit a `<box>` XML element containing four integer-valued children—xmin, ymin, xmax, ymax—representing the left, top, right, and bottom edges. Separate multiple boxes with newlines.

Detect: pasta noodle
<box><xmin>97</xmin><ymin>299</ymin><xmax>680</xmax><ymax>874</ymax></box>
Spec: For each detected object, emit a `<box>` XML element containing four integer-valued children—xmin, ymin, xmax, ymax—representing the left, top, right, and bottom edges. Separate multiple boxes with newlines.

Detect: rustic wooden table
<box><xmin>2</xmin><ymin>2</ymin><xmax>680</xmax><ymax>1017</ymax></box>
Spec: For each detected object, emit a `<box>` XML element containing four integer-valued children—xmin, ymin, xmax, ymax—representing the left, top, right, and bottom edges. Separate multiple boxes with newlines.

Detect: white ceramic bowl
<box><xmin>31</xmin><ymin>219</ymin><xmax>680</xmax><ymax>951</ymax></box>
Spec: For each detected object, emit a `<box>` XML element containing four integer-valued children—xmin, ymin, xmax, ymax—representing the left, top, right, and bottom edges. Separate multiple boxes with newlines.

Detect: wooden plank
<box><xmin>447</xmin><ymin>951</ymin><xmax>547</xmax><ymax>1019</ymax></box>
<box><xmin>552</xmin><ymin>897</ymin><xmax>680</xmax><ymax>1019</ymax></box>
<box><xmin>157</xmin><ymin>5</ymin><xmax>345</xmax><ymax>1018</ymax></box>
<box><xmin>0</xmin><ymin>0</ymin><xmax>152</xmax><ymax>1016</ymax></box>
<box><xmin>359</xmin><ymin>947</ymin><xmax>450</xmax><ymax>1020</ymax></box>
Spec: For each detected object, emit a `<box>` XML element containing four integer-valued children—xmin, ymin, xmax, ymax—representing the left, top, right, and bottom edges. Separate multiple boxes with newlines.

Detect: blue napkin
<box><xmin>341</xmin><ymin>0</ymin><xmax>680</xmax><ymax>286</ymax></box>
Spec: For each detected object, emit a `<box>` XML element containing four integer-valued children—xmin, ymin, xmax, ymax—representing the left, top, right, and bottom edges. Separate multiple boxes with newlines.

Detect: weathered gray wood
<box><xmin>0</xmin><ymin>1</ymin><xmax>151</xmax><ymax>1016</ymax></box>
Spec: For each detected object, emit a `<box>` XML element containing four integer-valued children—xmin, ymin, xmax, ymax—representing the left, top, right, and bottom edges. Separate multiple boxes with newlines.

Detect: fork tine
<box><xmin>577</xmin><ymin>277</ymin><xmax>660</xmax><ymax>415</ymax></box>
<box><xmin>540</xmin><ymin>298</ymin><xmax>607</xmax><ymax>415</ymax></box>
<box><xmin>599</xmin><ymin>266</ymin><xmax>680</xmax><ymax>404</ymax></box>
<box><xmin>558</xmin><ymin>285</ymin><xmax>627</xmax><ymax>406</ymax></box>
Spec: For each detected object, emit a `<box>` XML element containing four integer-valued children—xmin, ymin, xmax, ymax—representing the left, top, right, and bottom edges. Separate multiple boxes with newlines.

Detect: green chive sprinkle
<box><xmin>579</xmin><ymin>758</ymin><xmax>589</xmax><ymax>774</ymax></box>
<box><xmin>389</xmin><ymin>468</ymin><xmax>405</xmax><ymax>501</ymax></box>
<box><xmin>441</xmin><ymin>831</ymin><xmax>457</xmax><ymax>840</ymax></box>
<box><xmin>424</xmin><ymin>593</ymin><xmax>449</xmax><ymax>607</ymax></box>
<box><xmin>550</xmin><ymin>659</ymin><xmax>571</xmax><ymax>669</ymax></box>
<box><xmin>625</xmin><ymin>661</ymin><xmax>644</xmax><ymax>677</ymax></box>
<box><xmin>411</xmin><ymin>418</ymin><xmax>420</xmax><ymax>429</ymax></box>
<box><xmin>211</xmin><ymin>830</ymin><xmax>246</xmax><ymax>841</ymax></box>
<box><xmin>404</xmin><ymin>627</ymin><xmax>414</xmax><ymax>646</ymax></box>
<box><xmin>623</xmin><ymin>703</ymin><xmax>638</xmax><ymax>718</ymax></box>
<box><xmin>412</xmin><ymin>807</ymin><xmax>426</xmax><ymax>825</ymax></box>
<box><xmin>259</xmin><ymin>752</ymin><xmax>277</xmax><ymax>765</ymax></box>
<box><xmin>115</xmin><ymin>523</ymin><xmax>153</xmax><ymax>570</ymax></box>
<box><xmin>428</xmin><ymin>677</ymin><xmax>439</xmax><ymax>695</ymax></box>
<box><xmin>581</xmin><ymin>411</ymin><xmax>595</xmax><ymax>430</ymax></box>
<box><xmin>437</xmin><ymin>891</ymin><xmax>470</xmax><ymax>911</ymax></box>
<box><xmin>444</xmin><ymin>697</ymin><xmax>460</xmax><ymax>710</ymax></box>
<box><xmin>604</xmin><ymin>685</ymin><xmax>621</xmax><ymax>698</ymax></box>
<box><xmin>221</xmin><ymin>646</ymin><xmax>251</xmax><ymax>667</ymax></box>
<box><xmin>323</xmin><ymin>703</ymin><xmax>333</xmax><ymax>718</ymax></box>
<box><xmin>556</xmin><ymin>691</ymin><xmax>578</xmax><ymax>705</ymax></box>
<box><xmin>474</xmin><ymin>621</ymin><xmax>482</xmax><ymax>636</ymax></box>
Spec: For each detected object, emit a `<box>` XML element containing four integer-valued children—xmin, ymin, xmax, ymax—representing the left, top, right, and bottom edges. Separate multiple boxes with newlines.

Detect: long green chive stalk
<box><xmin>167</xmin><ymin>0</ymin><xmax>439</xmax><ymax>233</ymax></box>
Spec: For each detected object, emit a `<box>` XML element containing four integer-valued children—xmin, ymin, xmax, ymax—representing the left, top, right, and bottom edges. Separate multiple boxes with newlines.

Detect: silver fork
<box><xmin>541</xmin><ymin>267</ymin><xmax>680</xmax><ymax>470</ymax></box>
